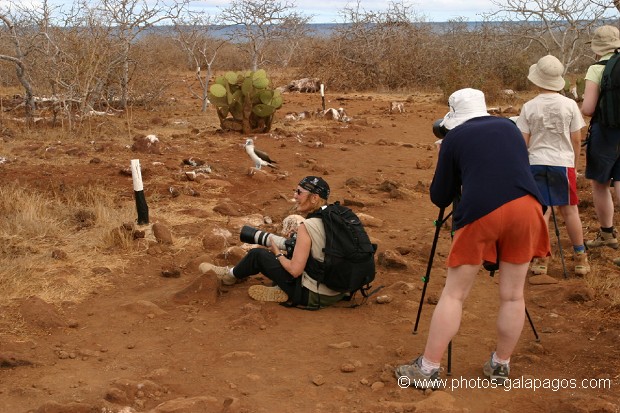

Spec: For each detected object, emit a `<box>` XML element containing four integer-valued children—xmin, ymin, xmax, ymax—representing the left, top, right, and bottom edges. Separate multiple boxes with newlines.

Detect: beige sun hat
<box><xmin>589</xmin><ymin>25</ymin><xmax>620</xmax><ymax>56</ymax></box>
<box><xmin>527</xmin><ymin>55</ymin><xmax>565</xmax><ymax>91</ymax></box>
<box><xmin>440</xmin><ymin>88</ymin><xmax>489</xmax><ymax>130</ymax></box>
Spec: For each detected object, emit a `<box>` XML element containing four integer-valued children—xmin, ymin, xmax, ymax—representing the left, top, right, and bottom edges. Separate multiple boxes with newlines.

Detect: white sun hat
<box><xmin>440</xmin><ymin>88</ymin><xmax>489</xmax><ymax>130</ymax></box>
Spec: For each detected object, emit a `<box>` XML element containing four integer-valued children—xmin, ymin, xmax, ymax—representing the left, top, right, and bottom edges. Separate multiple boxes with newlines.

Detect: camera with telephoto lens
<box><xmin>433</xmin><ymin>118</ymin><xmax>449</xmax><ymax>139</ymax></box>
<box><xmin>240</xmin><ymin>225</ymin><xmax>297</xmax><ymax>258</ymax></box>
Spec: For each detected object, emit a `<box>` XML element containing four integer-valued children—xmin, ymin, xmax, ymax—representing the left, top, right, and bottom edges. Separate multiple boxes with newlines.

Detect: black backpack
<box><xmin>595</xmin><ymin>49</ymin><xmax>620</xmax><ymax>128</ymax></box>
<box><xmin>306</xmin><ymin>202</ymin><xmax>377</xmax><ymax>297</ymax></box>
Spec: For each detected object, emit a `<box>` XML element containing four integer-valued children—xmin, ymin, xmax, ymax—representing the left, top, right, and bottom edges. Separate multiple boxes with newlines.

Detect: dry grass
<box><xmin>584</xmin><ymin>261</ymin><xmax>620</xmax><ymax>307</ymax></box>
<box><xmin>0</xmin><ymin>182</ymin><xmax>137</xmax><ymax>306</ymax></box>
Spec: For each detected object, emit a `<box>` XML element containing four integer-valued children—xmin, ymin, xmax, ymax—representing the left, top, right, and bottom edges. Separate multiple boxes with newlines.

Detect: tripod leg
<box><xmin>525</xmin><ymin>307</ymin><xmax>540</xmax><ymax>342</ymax></box>
<box><xmin>550</xmin><ymin>206</ymin><xmax>568</xmax><ymax>279</ymax></box>
<box><xmin>413</xmin><ymin>208</ymin><xmax>448</xmax><ymax>334</ymax></box>
<box><xmin>447</xmin><ymin>340</ymin><xmax>452</xmax><ymax>376</ymax></box>
<box><xmin>489</xmin><ymin>268</ymin><xmax>540</xmax><ymax>342</ymax></box>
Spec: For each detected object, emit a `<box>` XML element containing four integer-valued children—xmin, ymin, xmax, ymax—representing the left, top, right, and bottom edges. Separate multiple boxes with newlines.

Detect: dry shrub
<box><xmin>293</xmin><ymin>20</ymin><xmax>539</xmax><ymax>96</ymax></box>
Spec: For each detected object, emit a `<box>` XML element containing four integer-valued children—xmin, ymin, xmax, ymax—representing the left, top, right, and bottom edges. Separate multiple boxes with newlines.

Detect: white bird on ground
<box><xmin>244</xmin><ymin>138</ymin><xmax>278</xmax><ymax>169</ymax></box>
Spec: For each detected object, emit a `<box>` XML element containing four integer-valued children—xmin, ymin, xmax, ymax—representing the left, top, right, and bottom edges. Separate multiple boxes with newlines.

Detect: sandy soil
<box><xmin>0</xmin><ymin>81</ymin><xmax>619</xmax><ymax>413</ymax></box>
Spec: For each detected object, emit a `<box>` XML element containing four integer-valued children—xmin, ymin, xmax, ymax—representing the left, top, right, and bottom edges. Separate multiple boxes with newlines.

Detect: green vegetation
<box><xmin>208</xmin><ymin>69</ymin><xmax>283</xmax><ymax>134</ymax></box>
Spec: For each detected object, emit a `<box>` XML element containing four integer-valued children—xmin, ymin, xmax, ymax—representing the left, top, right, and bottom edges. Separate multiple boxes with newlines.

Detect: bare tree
<box><xmin>0</xmin><ymin>11</ymin><xmax>36</xmax><ymax>118</ymax></box>
<box><xmin>8</xmin><ymin>0</ymin><xmax>127</xmax><ymax>125</ymax></box>
<box><xmin>173</xmin><ymin>13</ymin><xmax>226</xmax><ymax>112</ymax></box>
<box><xmin>590</xmin><ymin>0</ymin><xmax>620</xmax><ymax>14</ymax></box>
<box><xmin>264</xmin><ymin>13</ymin><xmax>312</xmax><ymax>67</ymax></box>
<box><xmin>91</xmin><ymin>0</ymin><xmax>188</xmax><ymax>109</ymax></box>
<box><xmin>53</xmin><ymin>8</ymin><xmax>120</xmax><ymax>117</ymax></box>
<box><xmin>324</xmin><ymin>0</ymin><xmax>426</xmax><ymax>90</ymax></box>
<box><xmin>218</xmin><ymin>0</ymin><xmax>311</xmax><ymax>70</ymax></box>
<box><xmin>486</xmin><ymin>0</ymin><xmax>610</xmax><ymax>72</ymax></box>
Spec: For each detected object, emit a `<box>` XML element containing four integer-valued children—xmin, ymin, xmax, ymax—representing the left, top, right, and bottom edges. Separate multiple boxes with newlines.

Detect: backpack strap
<box><xmin>592</xmin><ymin>50</ymin><xmax>620</xmax><ymax>130</ymax></box>
<box><xmin>585</xmin><ymin>56</ymin><xmax>613</xmax><ymax>140</ymax></box>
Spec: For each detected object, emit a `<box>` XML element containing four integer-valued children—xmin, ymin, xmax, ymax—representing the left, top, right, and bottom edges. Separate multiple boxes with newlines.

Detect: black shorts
<box><xmin>585</xmin><ymin>122</ymin><xmax>620</xmax><ymax>183</ymax></box>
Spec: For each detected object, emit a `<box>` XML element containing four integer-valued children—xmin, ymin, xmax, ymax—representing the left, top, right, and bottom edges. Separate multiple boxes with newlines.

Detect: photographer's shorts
<box><xmin>530</xmin><ymin>165</ymin><xmax>578</xmax><ymax>206</ymax></box>
<box><xmin>585</xmin><ymin>122</ymin><xmax>620</xmax><ymax>183</ymax></box>
<box><xmin>447</xmin><ymin>195</ymin><xmax>549</xmax><ymax>267</ymax></box>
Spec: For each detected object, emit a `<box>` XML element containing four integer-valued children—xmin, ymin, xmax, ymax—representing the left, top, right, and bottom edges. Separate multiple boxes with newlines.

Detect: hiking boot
<box><xmin>530</xmin><ymin>257</ymin><xmax>549</xmax><ymax>275</ymax></box>
<box><xmin>574</xmin><ymin>252</ymin><xmax>590</xmax><ymax>276</ymax></box>
<box><xmin>247</xmin><ymin>285</ymin><xmax>288</xmax><ymax>302</ymax></box>
<box><xmin>394</xmin><ymin>356</ymin><xmax>441</xmax><ymax>389</ymax></box>
<box><xmin>585</xmin><ymin>229</ymin><xmax>619</xmax><ymax>249</ymax></box>
<box><xmin>199</xmin><ymin>262</ymin><xmax>236</xmax><ymax>286</ymax></box>
<box><xmin>483</xmin><ymin>355</ymin><xmax>510</xmax><ymax>385</ymax></box>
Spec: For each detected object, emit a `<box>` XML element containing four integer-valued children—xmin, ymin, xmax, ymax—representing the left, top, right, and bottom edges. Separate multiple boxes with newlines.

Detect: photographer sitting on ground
<box><xmin>199</xmin><ymin>176</ymin><xmax>346</xmax><ymax>308</ymax></box>
<box><xmin>395</xmin><ymin>88</ymin><xmax>550</xmax><ymax>387</ymax></box>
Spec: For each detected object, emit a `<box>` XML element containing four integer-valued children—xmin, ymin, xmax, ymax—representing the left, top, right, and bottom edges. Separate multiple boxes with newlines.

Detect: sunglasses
<box><xmin>294</xmin><ymin>188</ymin><xmax>310</xmax><ymax>195</ymax></box>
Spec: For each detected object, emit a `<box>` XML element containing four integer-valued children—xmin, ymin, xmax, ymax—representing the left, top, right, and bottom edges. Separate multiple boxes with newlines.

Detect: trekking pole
<box><xmin>412</xmin><ymin>207</ymin><xmax>452</xmax><ymax>334</ymax></box>
<box><xmin>549</xmin><ymin>206</ymin><xmax>568</xmax><ymax>279</ymax></box>
<box><xmin>544</xmin><ymin>171</ymin><xmax>568</xmax><ymax>279</ymax></box>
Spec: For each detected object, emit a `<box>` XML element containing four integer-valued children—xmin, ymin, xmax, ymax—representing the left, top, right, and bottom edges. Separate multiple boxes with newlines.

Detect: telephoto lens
<box><xmin>239</xmin><ymin>225</ymin><xmax>287</xmax><ymax>250</ymax></box>
<box><xmin>432</xmin><ymin>118</ymin><xmax>449</xmax><ymax>139</ymax></box>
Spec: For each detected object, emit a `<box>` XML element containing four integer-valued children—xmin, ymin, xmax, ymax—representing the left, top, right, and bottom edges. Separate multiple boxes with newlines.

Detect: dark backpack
<box><xmin>306</xmin><ymin>202</ymin><xmax>377</xmax><ymax>297</ymax></box>
<box><xmin>595</xmin><ymin>49</ymin><xmax>620</xmax><ymax>128</ymax></box>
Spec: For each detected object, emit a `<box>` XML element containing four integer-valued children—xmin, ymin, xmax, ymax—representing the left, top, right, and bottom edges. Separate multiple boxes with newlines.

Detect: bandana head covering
<box><xmin>298</xmin><ymin>176</ymin><xmax>330</xmax><ymax>200</ymax></box>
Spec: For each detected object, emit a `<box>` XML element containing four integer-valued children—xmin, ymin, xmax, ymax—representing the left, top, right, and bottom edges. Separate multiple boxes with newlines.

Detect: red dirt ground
<box><xmin>0</xmin><ymin>82</ymin><xmax>619</xmax><ymax>413</ymax></box>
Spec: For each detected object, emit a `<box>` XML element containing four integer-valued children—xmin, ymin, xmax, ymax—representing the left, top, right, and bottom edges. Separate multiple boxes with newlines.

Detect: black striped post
<box><xmin>130</xmin><ymin>159</ymin><xmax>149</xmax><ymax>225</ymax></box>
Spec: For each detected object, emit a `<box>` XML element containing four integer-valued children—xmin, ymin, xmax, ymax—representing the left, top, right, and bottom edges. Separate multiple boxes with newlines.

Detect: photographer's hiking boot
<box><xmin>483</xmin><ymin>355</ymin><xmax>510</xmax><ymax>385</ymax></box>
<box><xmin>199</xmin><ymin>262</ymin><xmax>236</xmax><ymax>286</ymax></box>
<box><xmin>585</xmin><ymin>229</ymin><xmax>619</xmax><ymax>249</ymax></box>
<box><xmin>395</xmin><ymin>356</ymin><xmax>441</xmax><ymax>389</ymax></box>
<box><xmin>530</xmin><ymin>257</ymin><xmax>549</xmax><ymax>275</ymax></box>
<box><xmin>247</xmin><ymin>285</ymin><xmax>288</xmax><ymax>302</ymax></box>
<box><xmin>574</xmin><ymin>252</ymin><xmax>590</xmax><ymax>276</ymax></box>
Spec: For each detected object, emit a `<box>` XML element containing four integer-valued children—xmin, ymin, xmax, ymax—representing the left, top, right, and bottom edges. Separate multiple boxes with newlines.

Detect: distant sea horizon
<box><xmin>154</xmin><ymin>19</ymin><xmax>619</xmax><ymax>39</ymax></box>
<box><xmin>180</xmin><ymin>21</ymin><xmax>499</xmax><ymax>38</ymax></box>
<box><xmin>167</xmin><ymin>21</ymin><xmax>496</xmax><ymax>38</ymax></box>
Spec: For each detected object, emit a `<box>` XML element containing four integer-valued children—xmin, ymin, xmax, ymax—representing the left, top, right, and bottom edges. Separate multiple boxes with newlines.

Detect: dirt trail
<box><xmin>0</xmin><ymin>89</ymin><xmax>618</xmax><ymax>413</ymax></box>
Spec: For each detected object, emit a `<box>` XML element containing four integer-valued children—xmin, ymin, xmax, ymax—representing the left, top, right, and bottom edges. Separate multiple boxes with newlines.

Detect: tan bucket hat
<box><xmin>589</xmin><ymin>25</ymin><xmax>620</xmax><ymax>56</ymax></box>
<box><xmin>527</xmin><ymin>55</ymin><xmax>565</xmax><ymax>91</ymax></box>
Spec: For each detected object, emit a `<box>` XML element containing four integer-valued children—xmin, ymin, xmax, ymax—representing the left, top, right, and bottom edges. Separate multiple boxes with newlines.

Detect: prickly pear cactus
<box><xmin>208</xmin><ymin>69</ymin><xmax>284</xmax><ymax>134</ymax></box>
<box><xmin>575</xmin><ymin>78</ymin><xmax>585</xmax><ymax>102</ymax></box>
<box><xmin>561</xmin><ymin>78</ymin><xmax>586</xmax><ymax>102</ymax></box>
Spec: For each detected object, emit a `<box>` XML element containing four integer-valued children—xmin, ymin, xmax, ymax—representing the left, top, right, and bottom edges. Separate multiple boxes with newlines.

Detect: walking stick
<box><xmin>543</xmin><ymin>168</ymin><xmax>568</xmax><ymax>279</ymax></box>
<box><xmin>549</xmin><ymin>206</ymin><xmax>568</xmax><ymax>279</ymax></box>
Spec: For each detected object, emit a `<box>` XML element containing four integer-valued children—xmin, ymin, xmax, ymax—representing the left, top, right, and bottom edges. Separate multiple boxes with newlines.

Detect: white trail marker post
<box><xmin>130</xmin><ymin>159</ymin><xmax>149</xmax><ymax>225</ymax></box>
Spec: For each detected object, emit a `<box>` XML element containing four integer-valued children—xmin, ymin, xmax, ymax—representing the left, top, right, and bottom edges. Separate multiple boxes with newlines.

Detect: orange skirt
<box><xmin>447</xmin><ymin>195</ymin><xmax>550</xmax><ymax>267</ymax></box>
